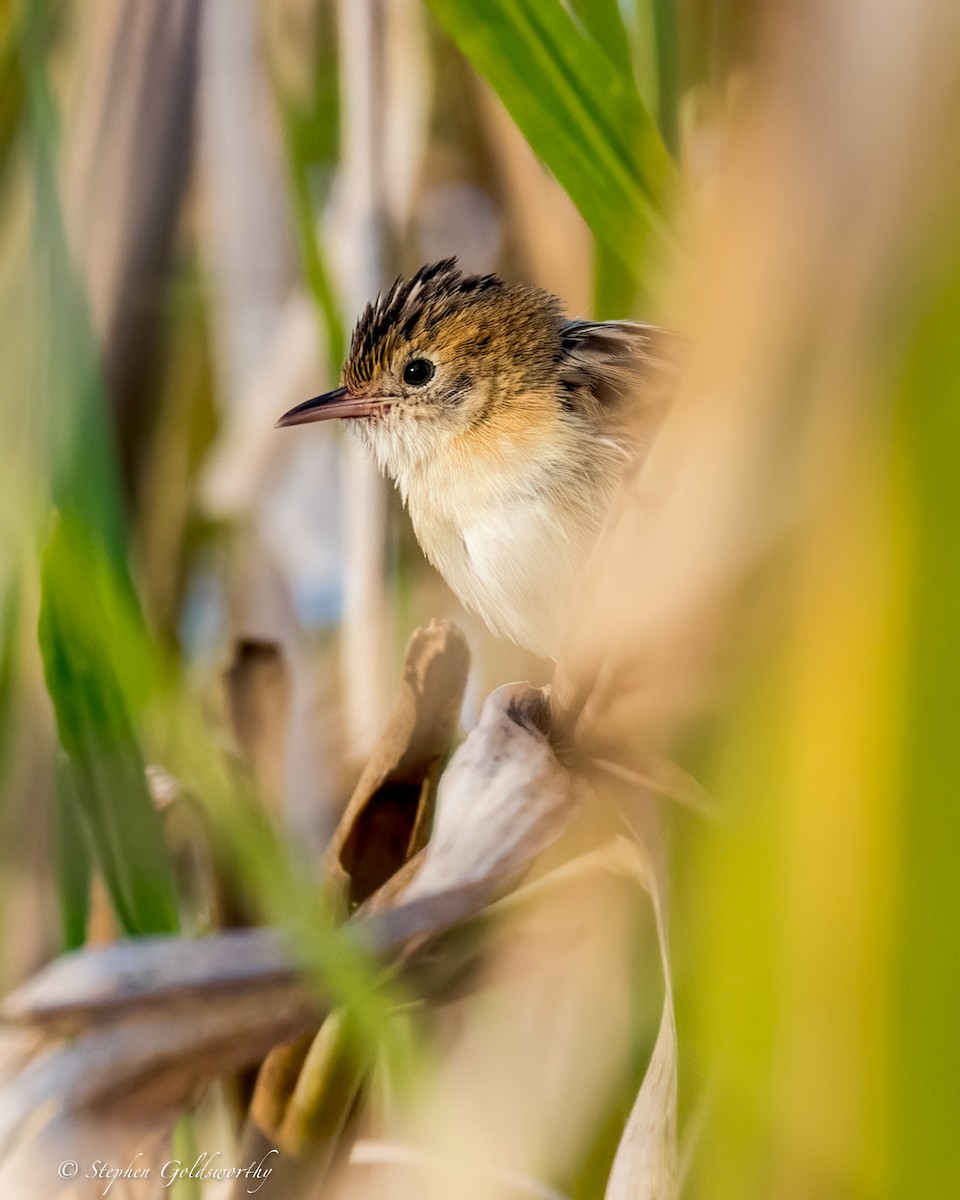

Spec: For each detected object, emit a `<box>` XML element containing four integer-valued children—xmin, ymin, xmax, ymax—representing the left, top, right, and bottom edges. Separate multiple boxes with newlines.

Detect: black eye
<box><xmin>402</xmin><ymin>357</ymin><xmax>435</xmax><ymax>387</ymax></box>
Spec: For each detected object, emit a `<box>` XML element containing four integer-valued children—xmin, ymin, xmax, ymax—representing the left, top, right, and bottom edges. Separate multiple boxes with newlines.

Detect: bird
<box><xmin>277</xmin><ymin>258</ymin><xmax>675</xmax><ymax>660</ymax></box>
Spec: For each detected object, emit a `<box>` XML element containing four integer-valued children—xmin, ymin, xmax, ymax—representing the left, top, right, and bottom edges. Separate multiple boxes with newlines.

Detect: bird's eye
<box><xmin>402</xmin><ymin>357</ymin><xmax>435</xmax><ymax>387</ymax></box>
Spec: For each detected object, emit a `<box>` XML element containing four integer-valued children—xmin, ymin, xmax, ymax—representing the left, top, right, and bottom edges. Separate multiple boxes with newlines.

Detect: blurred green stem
<box><xmin>277</xmin><ymin>102</ymin><xmax>347</xmax><ymax>371</ymax></box>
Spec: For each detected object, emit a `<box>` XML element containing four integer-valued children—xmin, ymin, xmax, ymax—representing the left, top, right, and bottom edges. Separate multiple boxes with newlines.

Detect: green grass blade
<box><xmin>20</xmin><ymin>8</ymin><xmax>179</xmax><ymax>939</ymax></box>
<box><xmin>0</xmin><ymin>572</ymin><xmax>18</xmax><ymax>782</ymax></box>
<box><xmin>281</xmin><ymin>100</ymin><xmax>347</xmax><ymax>370</ymax></box>
<box><xmin>54</xmin><ymin>753</ymin><xmax>92</xmax><ymax>950</ymax></box>
<box><xmin>269</xmin><ymin>6</ymin><xmax>346</xmax><ymax>371</ymax></box>
<box><xmin>594</xmin><ymin>237</ymin><xmax>645</xmax><ymax>319</ymax></box>
<box><xmin>39</xmin><ymin>520</ymin><xmax>180</xmax><ymax>936</ymax></box>
<box><xmin>631</xmin><ymin>0</ymin><xmax>680</xmax><ymax>154</ymax></box>
<box><xmin>569</xmin><ymin>0</ymin><xmax>633</xmax><ymax>76</ymax></box>
<box><xmin>425</xmin><ymin>0</ymin><xmax>678</xmax><ymax>273</ymax></box>
<box><xmin>631</xmin><ymin>1</ymin><xmax>660</xmax><ymax>128</ymax></box>
<box><xmin>650</xmin><ymin>0</ymin><xmax>680</xmax><ymax>153</ymax></box>
<box><xmin>20</xmin><ymin>0</ymin><xmax>126</xmax><ymax>563</ymax></box>
<box><xmin>0</xmin><ymin>26</ymin><xmax>25</xmax><ymax>187</ymax></box>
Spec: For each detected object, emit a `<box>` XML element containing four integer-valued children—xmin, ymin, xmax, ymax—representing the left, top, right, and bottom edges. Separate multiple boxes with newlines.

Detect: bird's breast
<box><xmin>404</xmin><ymin>453</ymin><xmax>606</xmax><ymax>659</ymax></box>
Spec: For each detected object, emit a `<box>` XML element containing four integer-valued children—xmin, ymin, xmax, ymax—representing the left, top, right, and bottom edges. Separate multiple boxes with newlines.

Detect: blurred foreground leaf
<box><xmin>0</xmin><ymin>574</ymin><xmax>17</xmax><ymax>781</ymax></box>
<box><xmin>53</xmin><ymin>756</ymin><xmax>91</xmax><ymax>950</ymax></box>
<box><xmin>892</xmin><ymin>225</ymin><xmax>960</xmax><ymax>1197</ymax></box>
<box><xmin>39</xmin><ymin>519</ymin><xmax>179</xmax><ymax>937</ymax></box>
<box><xmin>20</xmin><ymin>2</ymin><xmax>180</xmax><ymax>940</ymax></box>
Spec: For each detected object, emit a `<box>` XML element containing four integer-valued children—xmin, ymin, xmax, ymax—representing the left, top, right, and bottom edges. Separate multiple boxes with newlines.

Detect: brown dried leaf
<box><xmin>325</xmin><ymin>619</ymin><xmax>470</xmax><ymax>908</ymax></box>
<box><xmin>0</xmin><ymin>932</ymin><xmax>317</xmax><ymax>1167</ymax></box>
<box><xmin>223</xmin><ymin>639</ymin><xmax>291</xmax><ymax>812</ymax></box>
<box><xmin>0</xmin><ymin>929</ymin><xmax>308</xmax><ymax>1034</ymax></box>
<box><xmin>64</xmin><ymin>0</ymin><xmax>202</xmax><ymax>488</ymax></box>
<box><xmin>233</xmin><ymin>622</ymin><xmax>469</xmax><ymax>1190</ymax></box>
<box><xmin>390</xmin><ymin>683</ymin><xmax>576</xmax><ymax>927</ymax></box>
<box><xmin>240</xmin><ymin>675</ymin><xmax>565</xmax><ymax>1195</ymax></box>
<box><xmin>0</xmin><ymin>678</ymin><xmax>578</xmax><ymax>1197</ymax></box>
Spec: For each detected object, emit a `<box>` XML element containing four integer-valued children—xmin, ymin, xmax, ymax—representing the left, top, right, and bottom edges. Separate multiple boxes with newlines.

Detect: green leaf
<box><xmin>269</xmin><ymin>6</ymin><xmax>347</xmax><ymax>372</ymax></box>
<box><xmin>20</xmin><ymin>0</ymin><xmax>127</xmax><ymax>564</ymax></box>
<box><xmin>630</xmin><ymin>0</ymin><xmax>681</xmax><ymax>154</ymax></box>
<box><xmin>0</xmin><ymin>28</ymin><xmax>25</xmax><ymax>188</ymax></box>
<box><xmin>570</xmin><ymin>0</ymin><xmax>633</xmax><ymax>76</ymax></box>
<box><xmin>649</xmin><ymin>0</ymin><xmax>680</xmax><ymax>154</ymax></box>
<box><xmin>594</xmin><ymin>236</ymin><xmax>644</xmax><ymax>319</ymax></box>
<box><xmin>19</xmin><ymin>4</ymin><xmax>178</xmax><ymax>939</ymax></box>
<box><xmin>0</xmin><ymin>572</ymin><xmax>18</xmax><ymax>781</ymax></box>
<box><xmin>280</xmin><ymin>98</ymin><xmax>348</xmax><ymax>370</ymax></box>
<box><xmin>54</xmin><ymin>754</ymin><xmax>91</xmax><ymax>950</ymax></box>
<box><xmin>425</xmin><ymin>0</ymin><xmax>678</xmax><ymax>274</ymax></box>
<box><xmin>891</xmin><ymin>247</ymin><xmax>960</xmax><ymax>1198</ymax></box>
<box><xmin>39</xmin><ymin>519</ymin><xmax>180</xmax><ymax>937</ymax></box>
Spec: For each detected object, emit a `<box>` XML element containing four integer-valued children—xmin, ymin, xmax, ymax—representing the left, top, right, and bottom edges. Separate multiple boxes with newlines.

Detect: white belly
<box><xmin>409</xmin><ymin>481</ymin><xmax>598</xmax><ymax>660</ymax></box>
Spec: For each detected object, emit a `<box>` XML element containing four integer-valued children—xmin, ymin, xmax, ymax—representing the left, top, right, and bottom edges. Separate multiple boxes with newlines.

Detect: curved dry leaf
<box><xmin>1</xmin><ymin>930</ymin><xmax>300</xmax><ymax>1032</ymax></box>
<box><xmin>604</xmin><ymin>801</ymin><xmax>678</xmax><ymax>1200</ymax></box>
<box><xmin>326</xmin><ymin>619</ymin><xmax>470</xmax><ymax>907</ymax></box>
<box><xmin>0</xmin><ymin>932</ymin><xmax>318</xmax><ymax>1165</ymax></box>
<box><xmin>0</xmin><ymin>679</ymin><xmax>580</xmax><ymax>1194</ymax></box>
<box><xmin>396</xmin><ymin>683</ymin><xmax>577</xmax><ymax>911</ymax></box>
<box><xmin>238</xmin><ymin>678</ymin><xmax>574</xmax><ymax>1195</ymax></box>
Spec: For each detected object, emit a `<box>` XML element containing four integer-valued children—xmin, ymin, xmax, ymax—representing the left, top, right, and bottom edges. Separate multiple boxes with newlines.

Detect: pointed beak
<box><xmin>275</xmin><ymin>386</ymin><xmax>388</xmax><ymax>428</ymax></box>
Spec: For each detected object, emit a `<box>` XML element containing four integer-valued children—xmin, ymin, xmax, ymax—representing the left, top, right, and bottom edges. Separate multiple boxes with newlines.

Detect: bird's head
<box><xmin>277</xmin><ymin>259</ymin><xmax>567</xmax><ymax>478</ymax></box>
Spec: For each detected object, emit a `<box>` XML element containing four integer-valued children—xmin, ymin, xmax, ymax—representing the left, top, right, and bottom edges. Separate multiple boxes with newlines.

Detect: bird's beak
<box><xmin>275</xmin><ymin>386</ymin><xmax>388</xmax><ymax>428</ymax></box>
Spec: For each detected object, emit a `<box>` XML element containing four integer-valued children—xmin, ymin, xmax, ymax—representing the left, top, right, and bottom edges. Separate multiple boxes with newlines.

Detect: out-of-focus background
<box><xmin>1</xmin><ymin>1</ymin><xmax>960</xmax><ymax>1197</ymax></box>
<box><xmin>0</xmin><ymin>0</ymin><xmax>604</xmax><ymax>955</ymax></box>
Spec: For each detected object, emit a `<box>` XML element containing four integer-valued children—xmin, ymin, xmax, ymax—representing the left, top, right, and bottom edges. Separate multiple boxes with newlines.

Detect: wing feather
<box><xmin>556</xmin><ymin>320</ymin><xmax>681</xmax><ymax>460</ymax></box>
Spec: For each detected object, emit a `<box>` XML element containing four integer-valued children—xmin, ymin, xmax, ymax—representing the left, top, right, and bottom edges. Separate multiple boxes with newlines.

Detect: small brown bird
<box><xmin>278</xmin><ymin>259</ymin><xmax>674</xmax><ymax>659</ymax></box>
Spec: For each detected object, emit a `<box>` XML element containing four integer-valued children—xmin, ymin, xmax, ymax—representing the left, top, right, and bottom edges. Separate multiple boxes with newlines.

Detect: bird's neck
<box><xmin>395</xmin><ymin>411</ymin><xmax>567</xmax><ymax>514</ymax></box>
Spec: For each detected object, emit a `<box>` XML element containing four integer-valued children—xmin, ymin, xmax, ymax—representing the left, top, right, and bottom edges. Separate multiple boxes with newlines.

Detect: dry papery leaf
<box><xmin>236</xmin><ymin>679</ymin><xmax>583</xmax><ymax>1199</ymax></box>
<box><xmin>1</xmin><ymin>614</ymin><xmax>682</xmax><ymax>1200</ymax></box>
<box><xmin>0</xmin><ymin>676</ymin><xmax>585</xmax><ymax>1198</ymax></box>
<box><xmin>223</xmin><ymin>639</ymin><xmax>291</xmax><ymax>817</ymax></box>
<box><xmin>64</xmin><ymin>0</ymin><xmax>201</xmax><ymax>488</ymax></box>
<box><xmin>603</xmin><ymin>801</ymin><xmax>677</xmax><ymax>1200</ymax></box>
<box><xmin>327</xmin><ymin>828</ymin><xmax>674</xmax><ymax>1200</ymax></box>
<box><xmin>236</xmin><ymin>619</ymin><xmax>470</xmax><ymax>1195</ymax></box>
<box><xmin>325</xmin><ymin>618</ymin><xmax>471</xmax><ymax>909</ymax></box>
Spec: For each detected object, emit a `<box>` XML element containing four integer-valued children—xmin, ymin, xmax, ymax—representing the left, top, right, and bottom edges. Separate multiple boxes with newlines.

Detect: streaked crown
<box><xmin>342</xmin><ymin>257</ymin><xmax>564</xmax><ymax>399</ymax></box>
